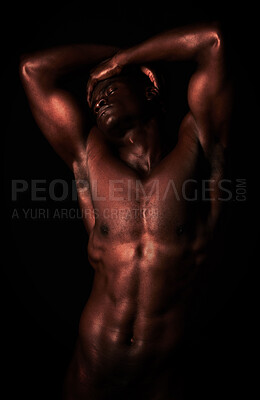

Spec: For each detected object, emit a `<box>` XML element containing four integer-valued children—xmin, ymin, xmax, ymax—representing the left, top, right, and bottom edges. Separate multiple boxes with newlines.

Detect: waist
<box><xmin>79</xmin><ymin>288</ymin><xmax>187</xmax><ymax>361</ymax></box>
<box><xmin>80</xmin><ymin>237</ymin><xmax>208</xmax><ymax>371</ymax></box>
<box><xmin>72</xmin><ymin>321</ymin><xmax>185</xmax><ymax>400</ymax></box>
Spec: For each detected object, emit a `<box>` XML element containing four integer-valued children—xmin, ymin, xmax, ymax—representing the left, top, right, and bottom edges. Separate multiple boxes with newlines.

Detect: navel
<box><xmin>127</xmin><ymin>336</ymin><xmax>135</xmax><ymax>346</ymax></box>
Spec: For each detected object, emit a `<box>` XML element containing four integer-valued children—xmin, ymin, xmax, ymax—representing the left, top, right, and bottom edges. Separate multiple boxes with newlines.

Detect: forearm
<box><xmin>20</xmin><ymin>44</ymin><xmax>119</xmax><ymax>82</ymax></box>
<box><xmin>116</xmin><ymin>24</ymin><xmax>220</xmax><ymax>66</ymax></box>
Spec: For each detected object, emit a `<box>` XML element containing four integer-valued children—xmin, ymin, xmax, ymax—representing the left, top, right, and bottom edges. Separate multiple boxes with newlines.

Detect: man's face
<box><xmin>90</xmin><ymin>77</ymin><xmax>146</xmax><ymax>138</ymax></box>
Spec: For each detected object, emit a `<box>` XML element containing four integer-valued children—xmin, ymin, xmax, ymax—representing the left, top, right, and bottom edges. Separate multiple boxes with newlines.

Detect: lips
<box><xmin>98</xmin><ymin>104</ymin><xmax>112</xmax><ymax>118</ymax></box>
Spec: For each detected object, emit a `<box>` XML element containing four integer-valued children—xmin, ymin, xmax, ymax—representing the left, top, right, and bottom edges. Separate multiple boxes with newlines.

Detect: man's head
<box><xmin>88</xmin><ymin>66</ymin><xmax>163</xmax><ymax>139</ymax></box>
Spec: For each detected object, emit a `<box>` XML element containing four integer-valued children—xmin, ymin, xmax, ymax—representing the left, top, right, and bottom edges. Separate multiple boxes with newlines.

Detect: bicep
<box><xmin>22</xmin><ymin>80</ymin><xmax>88</xmax><ymax>169</ymax></box>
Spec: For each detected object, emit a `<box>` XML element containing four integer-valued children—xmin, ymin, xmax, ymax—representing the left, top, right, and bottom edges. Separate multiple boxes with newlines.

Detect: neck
<box><xmin>117</xmin><ymin>117</ymin><xmax>164</xmax><ymax>175</ymax></box>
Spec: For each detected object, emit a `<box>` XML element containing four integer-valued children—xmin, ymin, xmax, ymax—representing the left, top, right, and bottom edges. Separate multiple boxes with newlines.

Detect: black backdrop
<box><xmin>4</xmin><ymin>1</ymin><xmax>259</xmax><ymax>399</ymax></box>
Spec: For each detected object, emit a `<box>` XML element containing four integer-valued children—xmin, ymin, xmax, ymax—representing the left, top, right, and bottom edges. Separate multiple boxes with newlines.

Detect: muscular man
<box><xmin>20</xmin><ymin>23</ymin><xmax>232</xmax><ymax>399</ymax></box>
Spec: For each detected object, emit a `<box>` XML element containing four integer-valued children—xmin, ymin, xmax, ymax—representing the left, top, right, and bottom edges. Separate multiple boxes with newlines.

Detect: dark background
<box><xmin>4</xmin><ymin>1</ymin><xmax>258</xmax><ymax>399</ymax></box>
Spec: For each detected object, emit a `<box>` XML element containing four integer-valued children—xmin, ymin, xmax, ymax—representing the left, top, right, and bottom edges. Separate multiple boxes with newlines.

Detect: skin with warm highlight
<box><xmin>20</xmin><ymin>23</ymin><xmax>233</xmax><ymax>399</ymax></box>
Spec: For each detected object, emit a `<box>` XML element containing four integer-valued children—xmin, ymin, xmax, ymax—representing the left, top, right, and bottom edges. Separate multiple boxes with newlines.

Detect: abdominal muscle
<box><xmin>69</xmin><ymin>230</ymin><xmax>205</xmax><ymax>399</ymax></box>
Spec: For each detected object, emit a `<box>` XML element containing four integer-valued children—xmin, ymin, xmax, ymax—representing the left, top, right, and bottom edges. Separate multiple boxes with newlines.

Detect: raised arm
<box><xmin>20</xmin><ymin>44</ymin><xmax>118</xmax><ymax>170</ymax></box>
<box><xmin>87</xmin><ymin>24</ymin><xmax>232</xmax><ymax>152</ymax></box>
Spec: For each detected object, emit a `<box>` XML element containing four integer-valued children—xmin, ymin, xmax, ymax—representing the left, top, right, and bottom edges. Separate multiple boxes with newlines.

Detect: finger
<box><xmin>140</xmin><ymin>66</ymin><xmax>159</xmax><ymax>89</ymax></box>
<box><xmin>87</xmin><ymin>79</ymin><xmax>96</xmax><ymax>106</ymax></box>
<box><xmin>87</xmin><ymin>88</ymin><xmax>92</xmax><ymax>107</ymax></box>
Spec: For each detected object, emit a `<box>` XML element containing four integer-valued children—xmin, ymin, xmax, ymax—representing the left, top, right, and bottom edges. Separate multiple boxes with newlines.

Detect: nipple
<box><xmin>100</xmin><ymin>223</ymin><xmax>109</xmax><ymax>235</ymax></box>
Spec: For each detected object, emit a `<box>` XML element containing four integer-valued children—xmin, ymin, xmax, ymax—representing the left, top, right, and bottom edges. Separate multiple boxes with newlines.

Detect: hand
<box><xmin>87</xmin><ymin>54</ymin><xmax>123</xmax><ymax>105</ymax></box>
<box><xmin>140</xmin><ymin>66</ymin><xmax>159</xmax><ymax>90</ymax></box>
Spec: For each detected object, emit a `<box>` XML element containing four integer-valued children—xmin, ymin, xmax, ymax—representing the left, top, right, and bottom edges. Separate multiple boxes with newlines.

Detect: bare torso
<box><xmin>19</xmin><ymin>24</ymin><xmax>231</xmax><ymax>399</ymax></box>
<box><xmin>64</xmin><ymin>118</ymin><xmax>224</xmax><ymax>400</ymax></box>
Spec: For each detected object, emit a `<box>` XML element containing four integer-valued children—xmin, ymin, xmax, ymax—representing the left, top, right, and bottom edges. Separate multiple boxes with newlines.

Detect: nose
<box><xmin>94</xmin><ymin>98</ymin><xmax>107</xmax><ymax>114</ymax></box>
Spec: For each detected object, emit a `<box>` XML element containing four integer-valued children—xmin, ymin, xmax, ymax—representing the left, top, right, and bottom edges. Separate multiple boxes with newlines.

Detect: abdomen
<box><xmin>82</xmin><ymin>231</ymin><xmax>200</xmax><ymax>363</ymax></box>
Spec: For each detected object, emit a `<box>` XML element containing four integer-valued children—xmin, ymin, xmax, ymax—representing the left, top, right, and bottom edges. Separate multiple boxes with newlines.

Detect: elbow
<box><xmin>210</xmin><ymin>23</ymin><xmax>223</xmax><ymax>50</ymax></box>
<box><xmin>19</xmin><ymin>54</ymin><xmax>42</xmax><ymax>84</ymax></box>
<box><xmin>19</xmin><ymin>55</ymin><xmax>33</xmax><ymax>81</ymax></box>
<box><xmin>19</xmin><ymin>55</ymin><xmax>33</xmax><ymax>83</ymax></box>
<box><xmin>212</xmin><ymin>30</ymin><xmax>222</xmax><ymax>49</ymax></box>
<box><xmin>202</xmin><ymin>27</ymin><xmax>223</xmax><ymax>60</ymax></box>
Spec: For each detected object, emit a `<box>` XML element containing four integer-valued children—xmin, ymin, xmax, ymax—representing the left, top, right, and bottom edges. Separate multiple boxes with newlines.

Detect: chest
<box><xmin>85</xmin><ymin>143</ymin><xmax>210</xmax><ymax>241</ymax></box>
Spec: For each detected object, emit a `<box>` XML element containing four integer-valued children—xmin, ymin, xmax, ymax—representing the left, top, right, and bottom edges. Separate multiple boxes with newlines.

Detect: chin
<box><xmin>98</xmin><ymin>111</ymin><xmax>133</xmax><ymax>138</ymax></box>
<box><xmin>98</xmin><ymin>113</ymin><xmax>119</xmax><ymax>133</ymax></box>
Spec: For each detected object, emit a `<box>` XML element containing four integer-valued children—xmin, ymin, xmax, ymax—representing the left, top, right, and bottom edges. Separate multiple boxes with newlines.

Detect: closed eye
<box><xmin>107</xmin><ymin>87</ymin><xmax>118</xmax><ymax>96</ymax></box>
